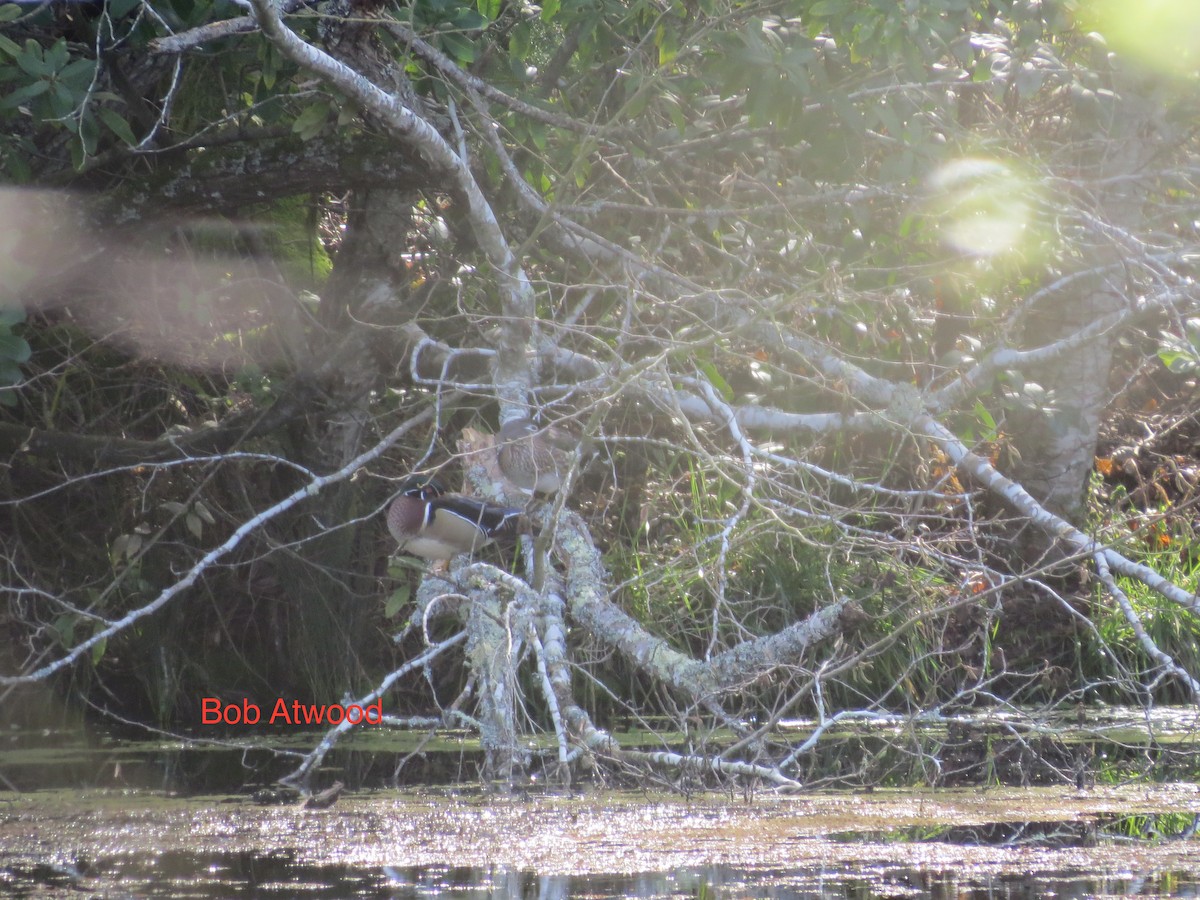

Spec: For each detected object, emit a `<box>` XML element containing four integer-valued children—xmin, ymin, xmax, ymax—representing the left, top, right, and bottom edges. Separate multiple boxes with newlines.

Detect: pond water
<box><xmin>4</xmin><ymin>784</ymin><xmax>1200</xmax><ymax>898</ymax></box>
<box><xmin>3</xmin><ymin>708</ymin><xmax>1200</xmax><ymax>897</ymax></box>
<box><xmin>6</xmin><ymin>855</ymin><xmax>1199</xmax><ymax>898</ymax></box>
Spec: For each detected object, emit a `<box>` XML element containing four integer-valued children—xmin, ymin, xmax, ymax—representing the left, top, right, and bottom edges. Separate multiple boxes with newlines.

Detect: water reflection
<box><xmin>4</xmin><ymin>855</ymin><xmax>1199</xmax><ymax>899</ymax></box>
<box><xmin>6</xmin><ymin>707</ymin><xmax>1200</xmax><ymax>898</ymax></box>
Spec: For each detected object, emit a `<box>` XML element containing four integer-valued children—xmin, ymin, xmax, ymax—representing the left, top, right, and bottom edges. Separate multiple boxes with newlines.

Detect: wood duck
<box><xmin>303</xmin><ymin>781</ymin><xmax>344</xmax><ymax>810</ymax></box>
<box><xmin>497</xmin><ymin>417</ymin><xmax>588</xmax><ymax>495</ymax></box>
<box><xmin>387</xmin><ymin>476</ymin><xmax>527</xmax><ymax>560</ymax></box>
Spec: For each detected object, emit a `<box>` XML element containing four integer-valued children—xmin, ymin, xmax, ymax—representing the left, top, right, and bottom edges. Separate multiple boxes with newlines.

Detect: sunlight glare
<box><xmin>927</xmin><ymin>158</ymin><xmax>1031</xmax><ymax>258</ymax></box>
<box><xmin>1085</xmin><ymin>0</ymin><xmax>1200</xmax><ymax>80</ymax></box>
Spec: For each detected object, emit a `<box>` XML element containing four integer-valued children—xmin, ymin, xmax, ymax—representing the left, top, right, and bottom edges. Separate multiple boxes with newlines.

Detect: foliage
<box><xmin>2</xmin><ymin>0</ymin><xmax>1200</xmax><ymax>792</ymax></box>
<box><xmin>0</xmin><ymin>307</ymin><xmax>30</xmax><ymax>406</ymax></box>
<box><xmin>1157</xmin><ymin>319</ymin><xmax>1200</xmax><ymax>375</ymax></box>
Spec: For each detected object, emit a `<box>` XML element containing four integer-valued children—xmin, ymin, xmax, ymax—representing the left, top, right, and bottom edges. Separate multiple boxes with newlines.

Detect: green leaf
<box><xmin>0</xmin><ymin>4</ymin><xmax>22</xmax><ymax>22</ymax></box>
<box><xmin>16</xmin><ymin>41</ymin><xmax>48</xmax><ymax>78</ymax></box>
<box><xmin>69</xmin><ymin>136</ymin><xmax>85</xmax><ymax>171</ymax></box>
<box><xmin>698</xmin><ymin>361</ymin><xmax>734</xmax><ymax>402</ymax></box>
<box><xmin>384</xmin><ymin>584</ymin><xmax>410</xmax><ymax>619</ymax></box>
<box><xmin>0</xmin><ymin>332</ymin><xmax>31</xmax><ymax>363</ymax></box>
<box><xmin>51</xmin><ymin>81</ymin><xmax>78</xmax><ymax>117</ymax></box>
<box><xmin>260</xmin><ymin>40</ymin><xmax>278</xmax><ymax>90</ymax></box>
<box><xmin>540</xmin><ymin>0</ymin><xmax>559</xmax><ymax>22</ymax></box>
<box><xmin>44</xmin><ymin>39</ymin><xmax>68</xmax><ymax>73</ymax></box>
<box><xmin>453</xmin><ymin>8</ymin><xmax>486</xmax><ymax>30</ymax></box>
<box><xmin>656</xmin><ymin>23</ymin><xmax>679</xmax><ymax>65</ymax></box>
<box><xmin>91</xmin><ymin>633</ymin><xmax>107</xmax><ymax>665</ymax></box>
<box><xmin>477</xmin><ymin>0</ymin><xmax>500</xmax><ymax>20</ymax></box>
<box><xmin>0</xmin><ymin>359</ymin><xmax>22</xmax><ymax>386</ymax></box>
<box><xmin>292</xmin><ymin>100</ymin><xmax>331</xmax><ymax>140</ymax></box>
<box><xmin>53</xmin><ymin>614</ymin><xmax>75</xmax><ymax>647</ymax></box>
<box><xmin>99</xmin><ymin>106</ymin><xmax>137</xmax><ymax>146</ymax></box>
<box><xmin>973</xmin><ymin>399</ymin><xmax>997</xmax><ymax>440</ymax></box>
<box><xmin>509</xmin><ymin>22</ymin><xmax>531</xmax><ymax>60</ymax></box>
<box><xmin>0</xmin><ymin>33</ymin><xmax>21</xmax><ymax>58</ymax></box>
<box><xmin>110</xmin><ymin>532</ymin><xmax>142</xmax><ymax>565</ymax></box>
<box><xmin>574</xmin><ymin>157</ymin><xmax>591</xmax><ymax>189</ymax></box>
<box><xmin>194</xmin><ymin>500</ymin><xmax>216</xmax><ymax>525</ymax></box>
<box><xmin>440</xmin><ymin>31</ymin><xmax>475</xmax><ymax>63</ymax></box>
<box><xmin>527</xmin><ymin>120</ymin><xmax>547</xmax><ymax>151</ymax></box>
<box><xmin>60</xmin><ymin>57</ymin><xmax>97</xmax><ymax>87</ymax></box>
<box><xmin>1158</xmin><ymin>348</ymin><xmax>1197</xmax><ymax>374</ymax></box>
<box><xmin>0</xmin><ymin>79</ymin><xmax>49</xmax><ymax>109</ymax></box>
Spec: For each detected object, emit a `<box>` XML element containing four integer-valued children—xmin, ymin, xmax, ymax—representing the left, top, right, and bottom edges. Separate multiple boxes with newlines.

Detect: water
<box><xmin>4</xmin><ymin>784</ymin><xmax>1200</xmax><ymax>898</ymax></box>
<box><xmin>4</xmin><ymin>707</ymin><xmax>1200</xmax><ymax>897</ymax></box>
<box><xmin>4</xmin><ymin>855</ymin><xmax>1200</xmax><ymax>898</ymax></box>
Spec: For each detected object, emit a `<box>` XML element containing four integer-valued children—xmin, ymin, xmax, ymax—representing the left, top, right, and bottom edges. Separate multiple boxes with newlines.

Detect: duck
<box><xmin>386</xmin><ymin>475</ymin><xmax>527</xmax><ymax>560</ymax></box>
<box><xmin>497</xmin><ymin>417</ymin><xmax>590</xmax><ymax>495</ymax></box>
<box><xmin>303</xmin><ymin>781</ymin><xmax>344</xmax><ymax>810</ymax></box>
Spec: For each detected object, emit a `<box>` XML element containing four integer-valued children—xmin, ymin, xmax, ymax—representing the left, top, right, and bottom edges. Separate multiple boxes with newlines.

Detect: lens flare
<box><xmin>1084</xmin><ymin>0</ymin><xmax>1200</xmax><ymax>80</ymax></box>
<box><xmin>928</xmin><ymin>158</ymin><xmax>1031</xmax><ymax>258</ymax></box>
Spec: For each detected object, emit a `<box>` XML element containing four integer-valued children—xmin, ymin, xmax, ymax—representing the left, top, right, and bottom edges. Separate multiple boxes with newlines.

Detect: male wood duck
<box><xmin>387</xmin><ymin>475</ymin><xmax>527</xmax><ymax>560</ymax></box>
<box><xmin>497</xmin><ymin>417</ymin><xmax>588</xmax><ymax>495</ymax></box>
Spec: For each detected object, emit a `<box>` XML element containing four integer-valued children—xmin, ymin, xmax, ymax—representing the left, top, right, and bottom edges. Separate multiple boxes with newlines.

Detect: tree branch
<box><xmin>243</xmin><ymin>0</ymin><xmax>536</xmax><ymax>410</ymax></box>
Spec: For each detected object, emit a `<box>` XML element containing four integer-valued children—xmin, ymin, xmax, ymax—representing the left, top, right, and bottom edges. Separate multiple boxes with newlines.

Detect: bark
<box><xmin>243</xmin><ymin>0</ymin><xmax>546</xmax><ymax>782</ymax></box>
<box><xmin>259</xmin><ymin>0</ymin><xmax>438</xmax><ymax>699</ymax></box>
<box><xmin>245</xmin><ymin>0</ymin><xmax>537</xmax><ymax>418</ymax></box>
<box><xmin>100</xmin><ymin>131</ymin><xmax>426</xmax><ymax>219</ymax></box>
<box><xmin>463</xmin><ymin>575</ymin><xmax>529</xmax><ymax>784</ymax></box>
<box><xmin>1010</xmin><ymin>81</ymin><xmax>1168</xmax><ymax>529</ymax></box>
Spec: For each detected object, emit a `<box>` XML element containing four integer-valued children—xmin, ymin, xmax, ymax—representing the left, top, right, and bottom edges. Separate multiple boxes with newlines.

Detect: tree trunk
<box><xmin>1011</xmin><ymin>79</ymin><xmax>1166</xmax><ymax>542</ymax></box>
